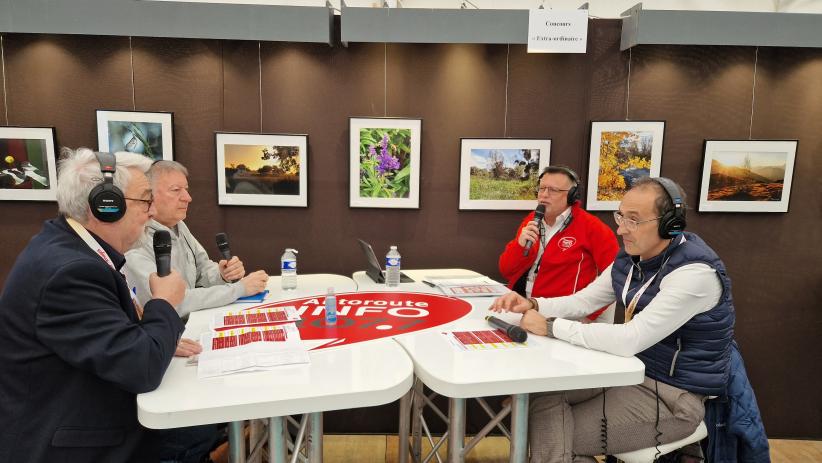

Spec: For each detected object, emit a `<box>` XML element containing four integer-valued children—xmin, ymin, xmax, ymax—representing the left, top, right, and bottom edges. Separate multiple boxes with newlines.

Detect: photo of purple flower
<box><xmin>358</xmin><ymin>127</ymin><xmax>411</xmax><ymax>198</ymax></box>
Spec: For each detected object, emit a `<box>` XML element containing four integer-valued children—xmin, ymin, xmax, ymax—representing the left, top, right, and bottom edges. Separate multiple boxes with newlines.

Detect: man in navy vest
<box><xmin>491</xmin><ymin>177</ymin><xmax>734</xmax><ymax>462</ymax></box>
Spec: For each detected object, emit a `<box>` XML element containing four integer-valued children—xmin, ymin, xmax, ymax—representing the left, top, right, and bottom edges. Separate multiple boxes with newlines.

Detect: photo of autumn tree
<box><xmin>596</xmin><ymin>131</ymin><xmax>654</xmax><ymax>201</ymax></box>
<box><xmin>707</xmin><ymin>151</ymin><xmax>786</xmax><ymax>201</ymax></box>
<box><xmin>223</xmin><ymin>144</ymin><xmax>300</xmax><ymax>195</ymax></box>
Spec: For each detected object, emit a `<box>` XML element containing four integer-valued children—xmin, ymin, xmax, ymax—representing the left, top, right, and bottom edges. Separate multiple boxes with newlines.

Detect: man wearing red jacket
<box><xmin>499</xmin><ymin>166</ymin><xmax>617</xmax><ymax>321</ymax></box>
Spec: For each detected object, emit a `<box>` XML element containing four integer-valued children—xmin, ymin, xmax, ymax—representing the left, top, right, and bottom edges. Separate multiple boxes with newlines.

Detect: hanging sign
<box><xmin>527</xmin><ymin>9</ymin><xmax>588</xmax><ymax>53</ymax></box>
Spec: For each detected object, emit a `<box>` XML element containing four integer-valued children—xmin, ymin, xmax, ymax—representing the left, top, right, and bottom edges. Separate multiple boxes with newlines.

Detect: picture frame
<box><xmin>0</xmin><ymin>126</ymin><xmax>59</xmax><ymax>201</ymax></box>
<box><xmin>458</xmin><ymin>138</ymin><xmax>551</xmax><ymax>210</ymax></box>
<box><xmin>216</xmin><ymin>132</ymin><xmax>308</xmax><ymax>207</ymax></box>
<box><xmin>586</xmin><ymin>120</ymin><xmax>665</xmax><ymax>210</ymax></box>
<box><xmin>96</xmin><ymin>110</ymin><xmax>174</xmax><ymax>161</ymax></box>
<box><xmin>349</xmin><ymin>117</ymin><xmax>422</xmax><ymax>209</ymax></box>
<box><xmin>698</xmin><ymin>139</ymin><xmax>798</xmax><ymax>213</ymax></box>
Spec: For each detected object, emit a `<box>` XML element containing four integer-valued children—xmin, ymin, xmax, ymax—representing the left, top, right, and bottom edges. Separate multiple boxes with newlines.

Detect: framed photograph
<box><xmin>96</xmin><ymin>110</ymin><xmax>174</xmax><ymax>161</ymax></box>
<box><xmin>458</xmin><ymin>138</ymin><xmax>551</xmax><ymax>210</ymax></box>
<box><xmin>216</xmin><ymin>132</ymin><xmax>308</xmax><ymax>207</ymax></box>
<box><xmin>698</xmin><ymin>139</ymin><xmax>798</xmax><ymax>213</ymax></box>
<box><xmin>0</xmin><ymin>127</ymin><xmax>58</xmax><ymax>201</ymax></box>
<box><xmin>586</xmin><ymin>120</ymin><xmax>665</xmax><ymax>210</ymax></box>
<box><xmin>349</xmin><ymin>117</ymin><xmax>421</xmax><ymax>208</ymax></box>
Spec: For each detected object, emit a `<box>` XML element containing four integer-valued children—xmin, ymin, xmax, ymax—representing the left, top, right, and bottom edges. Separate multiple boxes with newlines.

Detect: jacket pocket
<box><xmin>51</xmin><ymin>426</ymin><xmax>125</xmax><ymax>447</ymax></box>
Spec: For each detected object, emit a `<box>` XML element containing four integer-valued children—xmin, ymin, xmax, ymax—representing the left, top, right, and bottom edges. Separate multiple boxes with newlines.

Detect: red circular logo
<box><xmin>226</xmin><ymin>291</ymin><xmax>472</xmax><ymax>350</ymax></box>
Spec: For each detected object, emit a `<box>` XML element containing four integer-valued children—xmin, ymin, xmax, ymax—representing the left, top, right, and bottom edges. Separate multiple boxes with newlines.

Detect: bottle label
<box><xmin>386</xmin><ymin>257</ymin><xmax>400</xmax><ymax>268</ymax></box>
<box><xmin>282</xmin><ymin>260</ymin><xmax>296</xmax><ymax>270</ymax></box>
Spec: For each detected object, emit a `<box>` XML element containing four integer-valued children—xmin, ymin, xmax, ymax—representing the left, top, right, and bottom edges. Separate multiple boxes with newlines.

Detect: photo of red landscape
<box><xmin>707</xmin><ymin>151</ymin><xmax>786</xmax><ymax>202</ymax></box>
<box><xmin>699</xmin><ymin>140</ymin><xmax>797</xmax><ymax>213</ymax></box>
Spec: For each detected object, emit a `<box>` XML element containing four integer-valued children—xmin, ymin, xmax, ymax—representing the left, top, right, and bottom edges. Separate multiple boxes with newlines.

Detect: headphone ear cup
<box><xmin>657</xmin><ymin>211</ymin><xmax>674</xmax><ymax>239</ymax></box>
<box><xmin>658</xmin><ymin>211</ymin><xmax>687</xmax><ymax>239</ymax></box>
<box><xmin>566</xmin><ymin>184</ymin><xmax>580</xmax><ymax>205</ymax></box>
<box><xmin>89</xmin><ymin>183</ymin><xmax>126</xmax><ymax>223</ymax></box>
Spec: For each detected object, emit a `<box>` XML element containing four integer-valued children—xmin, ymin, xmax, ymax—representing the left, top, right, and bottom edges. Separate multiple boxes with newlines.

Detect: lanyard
<box><xmin>526</xmin><ymin>212</ymin><xmax>573</xmax><ymax>297</ymax></box>
<box><xmin>620</xmin><ymin>236</ymin><xmax>685</xmax><ymax>322</ymax></box>
<box><xmin>620</xmin><ymin>264</ymin><xmax>662</xmax><ymax>323</ymax></box>
<box><xmin>65</xmin><ymin>217</ymin><xmax>142</xmax><ymax>319</ymax></box>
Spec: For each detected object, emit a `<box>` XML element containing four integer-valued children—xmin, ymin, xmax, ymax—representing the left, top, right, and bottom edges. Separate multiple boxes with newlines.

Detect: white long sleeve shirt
<box><xmin>536</xmin><ymin>262</ymin><xmax>723</xmax><ymax>357</ymax></box>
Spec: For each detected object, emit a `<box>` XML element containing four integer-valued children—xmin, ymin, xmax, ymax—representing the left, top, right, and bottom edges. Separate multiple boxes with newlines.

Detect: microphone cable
<box><xmin>653</xmin><ymin>377</ymin><xmax>663</xmax><ymax>462</ymax></box>
<box><xmin>600</xmin><ymin>387</ymin><xmax>608</xmax><ymax>456</ymax></box>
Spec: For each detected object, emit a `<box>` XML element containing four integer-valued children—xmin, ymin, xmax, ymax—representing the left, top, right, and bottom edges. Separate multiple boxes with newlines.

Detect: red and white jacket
<box><xmin>498</xmin><ymin>202</ymin><xmax>618</xmax><ymax>320</ymax></box>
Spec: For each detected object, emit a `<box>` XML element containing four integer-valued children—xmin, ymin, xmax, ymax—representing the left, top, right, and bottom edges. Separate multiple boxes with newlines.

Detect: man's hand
<box><xmin>520</xmin><ymin>310</ymin><xmax>549</xmax><ymax>336</ymax></box>
<box><xmin>489</xmin><ymin>292</ymin><xmax>534</xmax><ymax>314</ymax></box>
<box><xmin>240</xmin><ymin>270</ymin><xmax>269</xmax><ymax>296</ymax></box>
<box><xmin>517</xmin><ymin>220</ymin><xmax>540</xmax><ymax>249</ymax></box>
<box><xmin>174</xmin><ymin>338</ymin><xmax>202</xmax><ymax>357</ymax></box>
<box><xmin>149</xmin><ymin>270</ymin><xmax>186</xmax><ymax>309</ymax></box>
<box><xmin>219</xmin><ymin>256</ymin><xmax>246</xmax><ymax>282</ymax></box>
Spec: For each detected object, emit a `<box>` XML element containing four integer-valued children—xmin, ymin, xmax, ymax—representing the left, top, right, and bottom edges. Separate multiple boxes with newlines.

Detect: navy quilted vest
<box><xmin>611</xmin><ymin>232</ymin><xmax>735</xmax><ymax>396</ymax></box>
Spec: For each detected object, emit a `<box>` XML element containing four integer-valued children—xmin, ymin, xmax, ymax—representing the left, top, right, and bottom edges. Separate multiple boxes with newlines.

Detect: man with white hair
<box><xmin>0</xmin><ymin>148</ymin><xmax>186</xmax><ymax>462</ymax></box>
<box><xmin>125</xmin><ymin>160</ymin><xmax>268</xmax><ymax>327</ymax></box>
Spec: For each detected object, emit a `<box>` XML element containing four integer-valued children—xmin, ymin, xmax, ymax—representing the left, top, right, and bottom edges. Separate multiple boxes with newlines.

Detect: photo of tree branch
<box><xmin>596</xmin><ymin>131</ymin><xmax>654</xmax><ymax>201</ymax></box>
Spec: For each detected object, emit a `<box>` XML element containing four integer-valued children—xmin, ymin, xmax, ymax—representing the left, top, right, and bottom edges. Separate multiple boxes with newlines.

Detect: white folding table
<box><xmin>137</xmin><ymin>274</ymin><xmax>414</xmax><ymax>463</ymax></box>
<box><xmin>354</xmin><ymin>268</ymin><xmax>646</xmax><ymax>463</ymax></box>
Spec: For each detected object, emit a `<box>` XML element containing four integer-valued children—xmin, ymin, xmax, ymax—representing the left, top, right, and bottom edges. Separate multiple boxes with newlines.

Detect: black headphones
<box><xmin>88</xmin><ymin>151</ymin><xmax>126</xmax><ymax>223</ymax></box>
<box><xmin>651</xmin><ymin>177</ymin><xmax>686</xmax><ymax>239</ymax></box>
<box><xmin>539</xmin><ymin>166</ymin><xmax>581</xmax><ymax>206</ymax></box>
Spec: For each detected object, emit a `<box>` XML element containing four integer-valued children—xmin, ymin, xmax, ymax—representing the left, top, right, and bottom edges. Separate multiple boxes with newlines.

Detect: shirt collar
<box><xmin>544</xmin><ymin>206</ymin><xmax>572</xmax><ymax>228</ymax></box>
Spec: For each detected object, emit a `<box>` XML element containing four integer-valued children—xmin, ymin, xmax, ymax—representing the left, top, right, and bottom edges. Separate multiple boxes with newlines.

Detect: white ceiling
<box><xmin>143</xmin><ymin>0</ymin><xmax>822</xmax><ymax>18</ymax></box>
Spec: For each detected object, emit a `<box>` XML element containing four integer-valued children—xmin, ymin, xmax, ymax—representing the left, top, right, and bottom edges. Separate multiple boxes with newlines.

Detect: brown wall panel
<box><xmin>0</xmin><ymin>21</ymin><xmax>819</xmax><ymax>437</ymax></box>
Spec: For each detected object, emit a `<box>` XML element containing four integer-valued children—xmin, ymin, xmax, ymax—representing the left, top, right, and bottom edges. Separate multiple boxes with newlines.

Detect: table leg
<box><xmin>411</xmin><ymin>378</ymin><xmax>424</xmax><ymax>462</ymax></box>
<box><xmin>447</xmin><ymin>398</ymin><xmax>466</xmax><ymax>463</ymax></box>
<box><xmin>249</xmin><ymin>419</ymin><xmax>264</xmax><ymax>463</ymax></box>
<box><xmin>509</xmin><ymin>394</ymin><xmax>529</xmax><ymax>463</ymax></box>
<box><xmin>306</xmin><ymin>412</ymin><xmax>323</xmax><ymax>462</ymax></box>
<box><xmin>269</xmin><ymin>417</ymin><xmax>287</xmax><ymax>463</ymax></box>
<box><xmin>399</xmin><ymin>388</ymin><xmax>412</xmax><ymax>463</ymax></box>
<box><xmin>228</xmin><ymin>420</ymin><xmax>246</xmax><ymax>463</ymax></box>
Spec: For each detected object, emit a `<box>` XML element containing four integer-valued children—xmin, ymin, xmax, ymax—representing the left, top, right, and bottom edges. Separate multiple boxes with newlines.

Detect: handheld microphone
<box><xmin>485</xmin><ymin>315</ymin><xmax>528</xmax><ymax>343</ymax></box>
<box><xmin>215</xmin><ymin>232</ymin><xmax>232</xmax><ymax>260</ymax></box>
<box><xmin>523</xmin><ymin>204</ymin><xmax>546</xmax><ymax>256</ymax></box>
<box><xmin>153</xmin><ymin>230</ymin><xmax>172</xmax><ymax>277</ymax></box>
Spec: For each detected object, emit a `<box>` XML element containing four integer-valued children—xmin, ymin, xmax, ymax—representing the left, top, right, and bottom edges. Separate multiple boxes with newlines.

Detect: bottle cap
<box><xmin>327</xmin><ymin>287</ymin><xmax>334</xmax><ymax>293</ymax></box>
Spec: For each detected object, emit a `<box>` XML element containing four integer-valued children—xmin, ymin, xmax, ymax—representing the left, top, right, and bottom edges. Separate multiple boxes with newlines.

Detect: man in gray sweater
<box><xmin>124</xmin><ymin>160</ymin><xmax>268</xmax><ymax>337</ymax></box>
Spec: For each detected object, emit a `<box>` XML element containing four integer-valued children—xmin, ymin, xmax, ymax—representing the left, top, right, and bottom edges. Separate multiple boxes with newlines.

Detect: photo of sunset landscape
<box><xmin>707</xmin><ymin>150</ymin><xmax>787</xmax><ymax>202</ymax></box>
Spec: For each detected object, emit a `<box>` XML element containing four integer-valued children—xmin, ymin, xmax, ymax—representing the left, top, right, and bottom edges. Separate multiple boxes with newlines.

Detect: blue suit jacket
<box><xmin>0</xmin><ymin>217</ymin><xmax>184</xmax><ymax>462</ymax></box>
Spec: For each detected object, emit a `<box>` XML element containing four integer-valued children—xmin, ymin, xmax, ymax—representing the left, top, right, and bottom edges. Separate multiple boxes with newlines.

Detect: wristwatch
<box><xmin>545</xmin><ymin>317</ymin><xmax>556</xmax><ymax>338</ymax></box>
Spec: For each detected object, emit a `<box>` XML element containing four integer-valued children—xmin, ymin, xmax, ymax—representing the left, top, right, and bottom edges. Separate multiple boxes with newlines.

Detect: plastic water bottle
<box><xmin>385</xmin><ymin>245</ymin><xmax>401</xmax><ymax>287</ymax></box>
<box><xmin>281</xmin><ymin>248</ymin><xmax>298</xmax><ymax>290</ymax></box>
<box><xmin>325</xmin><ymin>287</ymin><xmax>337</xmax><ymax>325</ymax></box>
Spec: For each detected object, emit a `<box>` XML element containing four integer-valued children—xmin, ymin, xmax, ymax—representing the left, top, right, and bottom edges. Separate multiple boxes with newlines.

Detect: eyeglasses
<box><xmin>537</xmin><ymin>186</ymin><xmax>570</xmax><ymax>195</ymax></box>
<box><xmin>613</xmin><ymin>211</ymin><xmax>662</xmax><ymax>232</ymax></box>
<box><xmin>125</xmin><ymin>196</ymin><xmax>153</xmax><ymax>212</ymax></box>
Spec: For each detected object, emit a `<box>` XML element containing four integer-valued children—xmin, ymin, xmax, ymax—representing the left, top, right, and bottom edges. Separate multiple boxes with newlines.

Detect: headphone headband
<box><xmin>539</xmin><ymin>166</ymin><xmax>581</xmax><ymax>206</ymax></box>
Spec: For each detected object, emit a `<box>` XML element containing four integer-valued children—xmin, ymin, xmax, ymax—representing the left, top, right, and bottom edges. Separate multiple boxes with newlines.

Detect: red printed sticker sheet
<box><xmin>210</xmin><ymin>306</ymin><xmax>300</xmax><ymax>331</ymax></box>
<box><xmin>197</xmin><ymin>323</ymin><xmax>309</xmax><ymax>378</ymax></box>
<box><xmin>443</xmin><ymin>329</ymin><xmax>530</xmax><ymax>351</ymax></box>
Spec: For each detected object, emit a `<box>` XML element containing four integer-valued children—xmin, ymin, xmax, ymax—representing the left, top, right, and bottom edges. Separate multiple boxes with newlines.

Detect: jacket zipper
<box><xmin>669</xmin><ymin>336</ymin><xmax>682</xmax><ymax>377</ymax></box>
